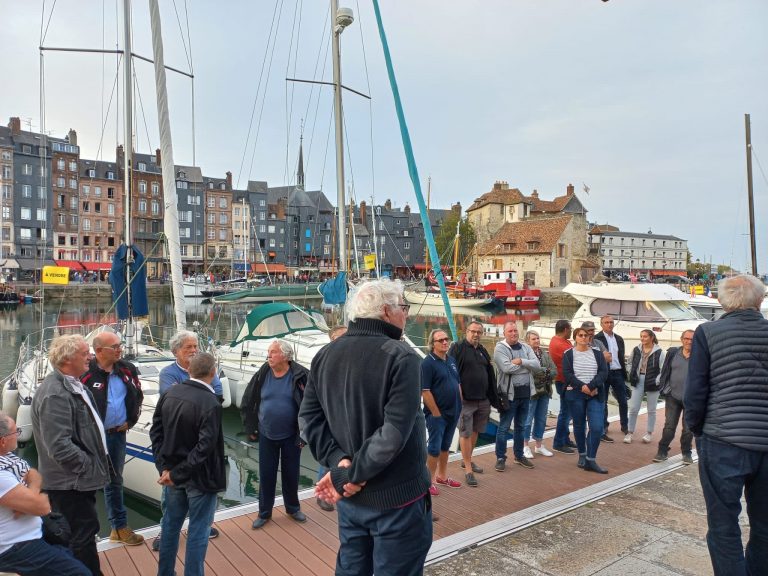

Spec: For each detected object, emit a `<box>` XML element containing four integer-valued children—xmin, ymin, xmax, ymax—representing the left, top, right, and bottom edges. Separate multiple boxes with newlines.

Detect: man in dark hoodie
<box><xmin>300</xmin><ymin>279</ymin><xmax>432</xmax><ymax>576</ymax></box>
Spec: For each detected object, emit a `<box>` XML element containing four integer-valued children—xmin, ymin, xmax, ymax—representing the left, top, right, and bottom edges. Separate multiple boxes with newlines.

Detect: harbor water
<box><xmin>0</xmin><ymin>294</ymin><xmax>576</xmax><ymax>534</ymax></box>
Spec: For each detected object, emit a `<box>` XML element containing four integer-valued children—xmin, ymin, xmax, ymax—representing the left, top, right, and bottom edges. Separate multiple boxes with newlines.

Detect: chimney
<box><xmin>155</xmin><ymin>148</ymin><xmax>161</xmax><ymax>165</ymax></box>
<box><xmin>531</xmin><ymin>189</ymin><xmax>539</xmax><ymax>199</ymax></box>
<box><xmin>67</xmin><ymin>129</ymin><xmax>78</xmax><ymax>147</ymax></box>
<box><xmin>8</xmin><ymin>117</ymin><xmax>21</xmax><ymax>135</ymax></box>
<box><xmin>566</xmin><ymin>183</ymin><xmax>575</xmax><ymax>196</ymax></box>
<box><xmin>116</xmin><ymin>145</ymin><xmax>124</xmax><ymax>167</ymax></box>
<box><xmin>384</xmin><ymin>199</ymin><xmax>392</xmax><ymax>211</ymax></box>
<box><xmin>226</xmin><ymin>171</ymin><xmax>232</xmax><ymax>190</ymax></box>
<box><xmin>404</xmin><ymin>203</ymin><xmax>410</xmax><ymax>214</ymax></box>
<box><xmin>359</xmin><ymin>200</ymin><xmax>367</xmax><ymax>224</ymax></box>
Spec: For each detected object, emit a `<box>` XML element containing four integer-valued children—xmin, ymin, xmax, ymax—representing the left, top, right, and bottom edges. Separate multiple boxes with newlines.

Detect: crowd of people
<box><xmin>1</xmin><ymin>274</ymin><xmax>764</xmax><ymax>576</ymax></box>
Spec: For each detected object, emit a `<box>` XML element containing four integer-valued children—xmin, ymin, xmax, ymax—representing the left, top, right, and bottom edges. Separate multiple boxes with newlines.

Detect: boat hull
<box><xmin>213</xmin><ymin>283</ymin><xmax>323</xmax><ymax>304</ymax></box>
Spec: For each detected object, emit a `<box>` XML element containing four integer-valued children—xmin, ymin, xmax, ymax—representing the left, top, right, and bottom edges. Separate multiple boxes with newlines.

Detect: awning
<box><xmin>0</xmin><ymin>259</ymin><xmax>19</xmax><ymax>269</ymax></box>
<box><xmin>651</xmin><ymin>269</ymin><xmax>685</xmax><ymax>276</ymax></box>
<box><xmin>233</xmin><ymin>263</ymin><xmax>249</xmax><ymax>271</ymax></box>
<box><xmin>16</xmin><ymin>258</ymin><xmax>56</xmax><ymax>270</ymax></box>
<box><xmin>251</xmin><ymin>263</ymin><xmax>287</xmax><ymax>274</ymax></box>
<box><xmin>55</xmin><ymin>260</ymin><xmax>85</xmax><ymax>271</ymax></box>
<box><xmin>80</xmin><ymin>261</ymin><xmax>112</xmax><ymax>271</ymax></box>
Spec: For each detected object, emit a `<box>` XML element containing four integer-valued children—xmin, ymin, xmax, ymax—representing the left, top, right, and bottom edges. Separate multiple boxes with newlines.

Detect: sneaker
<box><xmin>523</xmin><ymin>446</ymin><xmax>534</xmax><ymax>459</ymax></box>
<box><xmin>495</xmin><ymin>458</ymin><xmax>506</xmax><ymax>472</ymax></box>
<box><xmin>623</xmin><ymin>433</ymin><xmax>633</xmax><ymax>444</ymax></box>
<box><xmin>465</xmin><ymin>472</ymin><xmax>478</xmax><ymax>487</ymax></box>
<box><xmin>535</xmin><ymin>445</ymin><xmax>554</xmax><ymax>457</ymax></box>
<box><xmin>435</xmin><ymin>477</ymin><xmax>461</xmax><ymax>488</ymax></box>
<box><xmin>515</xmin><ymin>456</ymin><xmax>534</xmax><ymax>469</ymax></box>
<box><xmin>109</xmin><ymin>526</ymin><xmax>144</xmax><ymax>546</ymax></box>
<box><xmin>289</xmin><ymin>511</ymin><xmax>307</xmax><ymax>523</ymax></box>
<box><xmin>552</xmin><ymin>444</ymin><xmax>576</xmax><ymax>454</ymax></box>
<box><xmin>600</xmin><ymin>433</ymin><xmax>614</xmax><ymax>443</ymax></box>
<box><xmin>653</xmin><ymin>450</ymin><xmax>668</xmax><ymax>462</ymax></box>
<box><xmin>642</xmin><ymin>433</ymin><xmax>652</xmax><ymax>443</ymax></box>
<box><xmin>460</xmin><ymin>461</ymin><xmax>484</xmax><ymax>474</ymax></box>
<box><xmin>429</xmin><ymin>484</ymin><xmax>440</xmax><ymax>496</ymax></box>
<box><xmin>317</xmin><ymin>497</ymin><xmax>335</xmax><ymax>512</ymax></box>
<box><xmin>682</xmin><ymin>453</ymin><xmax>694</xmax><ymax>465</ymax></box>
<box><xmin>566</xmin><ymin>440</ymin><xmax>578</xmax><ymax>449</ymax></box>
<box><xmin>209</xmin><ymin>527</ymin><xmax>219</xmax><ymax>539</ymax></box>
<box><xmin>152</xmin><ymin>535</ymin><xmax>161</xmax><ymax>552</ymax></box>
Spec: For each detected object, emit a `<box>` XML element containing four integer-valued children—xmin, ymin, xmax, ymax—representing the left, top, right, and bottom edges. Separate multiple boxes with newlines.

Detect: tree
<box><xmin>432</xmin><ymin>211</ymin><xmax>477</xmax><ymax>273</ymax></box>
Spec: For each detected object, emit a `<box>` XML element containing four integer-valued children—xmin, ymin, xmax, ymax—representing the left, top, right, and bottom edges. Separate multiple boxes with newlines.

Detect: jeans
<box><xmin>258</xmin><ymin>434</ymin><xmax>302</xmax><ymax>518</ymax></box>
<box><xmin>628</xmin><ymin>375</ymin><xmax>660</xmax><ymax>434</ymax></box>
<box><xmin>603</xmin><ymin>370</ymin><xmax>628</xmax><ymax>432</ymax></box>
<box><xmin>0</xmin><ymin>538</ymin><xmax>90</xmax><ymax>576</ymax></box>
<box><xmin>658</xmin><ymin>396</ymin><xmax>693</xmax><ymax>454</ymax></box>
<box><xmin>553</xmin><ymin>382</ymin><xmax>573</xmax><ymax>447</ymax></box>
<box><xmin>523</xmin><ymin>395</ymin><xmax>550</xmax><ymax>442</ymax></box>
<box><xmin>104</xmin><ymin>430</ymin><xmax>128</xmax><ymax>530</ymax></box>
<box><xmin>696</xmin><ymin>434</ymin><xmax>768</xmax><ymax>576</ymax></box>
<box><xmin>495</xmin><ymin>397</ymin><xmax>530</xmax><ymax>461</ymax></box>
<box><xmin>336</xmin><ymin>495</ymin><xmax>433</xmax><ymax>576</ymax></box>
<box><xmin>566</xmin><ymin>389</ymin><xmax>604</xmax><ymax>459</ymax></box>
<box><xmin>47</xmin><ymin>489</ymin><xmax>102</xmax><ymax>576</ymax></box>
<box><xmin>158</xmin><ymin>485</ymin><xmax>218</xmax><ymax>576</ymax></box>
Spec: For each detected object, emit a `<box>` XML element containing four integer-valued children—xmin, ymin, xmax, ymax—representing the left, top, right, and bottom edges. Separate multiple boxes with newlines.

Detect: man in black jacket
<box><xmin>300</xmin><ymin>279</ymin><xmax>432</xmax><ymax>576</ymax></box>
<box><xmin>593</xmin><ymin>315</ymin><xmax>628</xmax><ymax>442</ymax></box>
<box><xmin>150</xmin><ymin>352</ymin><xmax>225</xmax><ymax>576</ymax></box>
<box><xmin>448</xmin><ymin>320</ymin><xmax>498</xmax><ymax>487</ymax></box>
<box><xmin>685</xmin><ymin>275</ymin><xmax>768</xmax><ymax>576</ymax></box>
<box><xmin>81</xmin><ymin>332</ymin><xmax>144</xmax><ymax>546</ymax></box>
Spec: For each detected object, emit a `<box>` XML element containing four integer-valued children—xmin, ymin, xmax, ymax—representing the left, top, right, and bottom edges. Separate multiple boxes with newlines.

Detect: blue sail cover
<box><xmin>319</xmin><ymin>271</ymin><xmax>347</xmax><ymax>305</ymax></box>
<box><xmin>110</xmin><ymin>245</ymin><xmax>149</xmax><ymax>319</ymax></box>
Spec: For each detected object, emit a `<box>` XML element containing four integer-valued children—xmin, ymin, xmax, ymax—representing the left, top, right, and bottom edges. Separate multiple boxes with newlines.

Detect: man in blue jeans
<box><xmin>593</xmin><ymin>315</ymin><xmax>629</xmax><ymax>442</ymax></box>
<box><xmin>685</xmin><ymin>275</ymin><xmax>768</xmax><ymax>576</ymax></box>
<box><xmin>549</xmin><ymin>320</ymin><xmax>577</xmax><ymax>454</ymax></box>
<box><xmin>493</xmin><ymin>322</ymin><xmax>539</xmax><ymax>471</ymax></box>
<box><xmin>150</xmin><ymin>353</ymin><xmax>226</xmax><ymax>576</ymax></box>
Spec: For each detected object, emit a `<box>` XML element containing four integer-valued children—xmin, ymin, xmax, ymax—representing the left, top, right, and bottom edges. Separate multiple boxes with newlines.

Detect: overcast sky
<box><xmin>2</xmin><ymin>1</ymin><xmax>766</xmax><ymax>273</ymax></box>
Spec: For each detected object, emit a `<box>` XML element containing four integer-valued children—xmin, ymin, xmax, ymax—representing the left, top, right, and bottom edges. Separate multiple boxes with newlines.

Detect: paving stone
<box><xmin>591</xmin><ymin>556</ymin><xmax>695</xmax><ymax>576</ymax></box>
<box><xmin>632</xmin><ymin>532</ymin><xmax>714</xmax><ymax>576</ymax></box>
<box><xmin>425</xmin><ymin>547</ymin><xmax>549</xmax><ymax>576</ymax></box>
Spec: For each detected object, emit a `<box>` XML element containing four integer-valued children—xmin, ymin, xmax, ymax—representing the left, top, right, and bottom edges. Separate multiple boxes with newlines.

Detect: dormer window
<box><xmin>220</xmin><ymin>183</ymin><xmax>226</xmax><ymax>190</ymax></box>
<box><xmin>527</xmin><ymin>241</ymin><xmax>540</xmax><ymax>251</ymax></box>
<box><xmin>138</xmin><ymin>162</ymin><xmax>147</xmax><ymax>172</ymax></box>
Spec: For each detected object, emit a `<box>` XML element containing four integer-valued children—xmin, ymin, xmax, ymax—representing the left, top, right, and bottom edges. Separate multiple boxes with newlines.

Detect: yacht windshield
<box><xmin>654</xmin><ymin>300</ymin><xmax>701</xmax><ymax>321</ymax></box>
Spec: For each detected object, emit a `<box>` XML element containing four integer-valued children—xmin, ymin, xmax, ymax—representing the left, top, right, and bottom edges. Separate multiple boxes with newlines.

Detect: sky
<box><xmin>1</xmin><ymin>0</ymin><xmax>767</xmax><ymax>274</ymax></box>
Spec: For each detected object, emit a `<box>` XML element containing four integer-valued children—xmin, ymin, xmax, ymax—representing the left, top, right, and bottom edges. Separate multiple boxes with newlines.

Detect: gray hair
<box><xmin>188</xmin><ymin>352</ymin><xmax>217</xmax><ymax>380</ymax></box>
<box><xmin>346</xmin><ymin>278</ymin><xmax>404</xmax><ymax>322</ymax></box>
<box><xmin>92</xmin><ymin>332</ymin><xmax>120</xmax><ymax>350</ymax></box>
<box><xmin>524</xmin><ymin>330</ymin><xmax>540</xmax><ymax>342</ymax></box>
<box><xmin>428</xmin><ymin>329</ymin><xmax>448</xmax><ymax>352</ymax></box>
<box><xmin>48</xmin><ymin>334</ymin><xmax>87</xmax><ymax>369</ymax></box>
<box><xmin>169</xmin><ymin>330</ymin><xmax>198</xmax><ymax>354</ymax></box>
<box><xmin>273</xmin><ymin>339</ymin><xmax>294</xmax><ymax>361</ymax></box>
<box><xmin>718</xmin><ymin>275</ymin><xmax>766</xmax><ymax>312</ymax></box>
<box><xmin>0</xmin><ymin>412</ymin><xmax>11</xmax><ymax>438</ymax></box>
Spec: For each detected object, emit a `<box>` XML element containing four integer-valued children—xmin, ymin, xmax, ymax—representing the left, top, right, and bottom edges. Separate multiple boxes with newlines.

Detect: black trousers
<box><xmin>658</xmin><ymin>396</ymin><xmax>693</xmax><ymax>454</ymax></box>
<box><xmin>47</xmin><ymin>489</ymin><xmax>103</xmax><ymax>576</ymax></box>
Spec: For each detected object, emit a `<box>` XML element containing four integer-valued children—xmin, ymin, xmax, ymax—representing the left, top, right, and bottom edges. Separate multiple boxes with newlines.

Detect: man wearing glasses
<box><xmin>653</xmin><ymin>330</ymin><xmax>694</xmax><ymax>464</ymax></box>
<box><xmin>81</xmin><ymin>332</ymin><xmax>144</xmax><ymax>546</ymax></box>
<box><xmin>301</xmin><ymin>279</ymin><xmax>432</xmax><ymax>576</ymax></box>
<box><xmin>448</xmin><ymin>320</ymin><xmax>498</xmax><ymax>487</ymax></box>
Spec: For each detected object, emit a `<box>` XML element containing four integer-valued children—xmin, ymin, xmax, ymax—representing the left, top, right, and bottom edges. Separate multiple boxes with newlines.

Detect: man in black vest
<box><xmin>685</xmin><ymin>275</ymin><xmax>768</xmax><ymax>576</ymax></box>
<box><xmin>594</xmin><ymin>315</ymin><xmax>628</xmax><ymax>442</ymax></box>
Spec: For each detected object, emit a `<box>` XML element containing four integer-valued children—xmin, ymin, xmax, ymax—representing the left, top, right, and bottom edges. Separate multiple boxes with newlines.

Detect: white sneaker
<box><xmin>535</xmin><ymin>445</ymin><xmax>553</xmax><ymax>457</ymax></box>
<box><xmin>623</xmin><ymin>433</ymin><xmax>633</xmax><ymax>444</ymax></box>
<box><xmin>642</xmin><ymin>433</ymin><xmax>652</xmax><ymax>443</ymax></box>
<box><xmin>523</xmin><ymin>446</ymin><xmax>534</xmax><ymax>459</ymax></box>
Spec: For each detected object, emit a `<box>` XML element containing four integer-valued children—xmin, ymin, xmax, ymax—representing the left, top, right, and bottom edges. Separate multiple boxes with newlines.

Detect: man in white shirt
<box><xmin>593</xmin><ymin>316</ymin><xmax>629</xmax><ymax>443</ymax></box>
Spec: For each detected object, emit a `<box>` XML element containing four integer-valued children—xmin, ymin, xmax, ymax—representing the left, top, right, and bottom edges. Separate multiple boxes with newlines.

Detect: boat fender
<box><xmin>16</xmin><ymin>404</ymin><xmax>34</xmax><ymax>443</ymax></box>
<box><xmin>1</xmin><ymin>386</ymin><xmax>20</xmax><ymax>420</ymax></box>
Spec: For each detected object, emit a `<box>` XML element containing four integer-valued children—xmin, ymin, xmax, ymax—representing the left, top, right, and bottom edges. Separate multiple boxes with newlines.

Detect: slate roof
<box><xmin>466</xmin><ymin>187</ymin><xmax>528</xmax><ymax>212</ymax></box>
<box><xmin>601</xmin><ymin>230</ymin><xmax>685</xmax><ymax>241</ymax></box>
<box><xmin>477</xmin><ymin>215</ymin><xmax>573</xmax><ymax>255</ymax></box>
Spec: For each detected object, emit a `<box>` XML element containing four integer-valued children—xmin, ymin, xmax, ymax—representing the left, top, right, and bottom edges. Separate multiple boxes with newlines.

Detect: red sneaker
<box><xmin>435</xmin><ymin>477</ymin><xmax>462</xmax><ymax>488</ymax></box>
<box><xmin>429</xmin><ymin>484</ymin><xmax>440</xmax><ymax>496</ymax></box>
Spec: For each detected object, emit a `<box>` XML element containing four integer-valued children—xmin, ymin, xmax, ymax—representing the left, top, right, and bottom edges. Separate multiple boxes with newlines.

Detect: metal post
<box><xmin>745</xmin><ymin>114</ymin><xmax>758</xmax><ymax>276</ymax></box>
<box><xmin>331</xmin><ymin>0</ymin><xmax>347</xmax><ymax>272</ymax></box>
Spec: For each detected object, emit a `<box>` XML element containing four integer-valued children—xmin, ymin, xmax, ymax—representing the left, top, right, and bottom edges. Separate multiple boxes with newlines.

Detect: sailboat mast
<box><xmin>331</xmin><ymin>0</ymin><xmax>348</xmax><ymax>273</ymax></box>
<box><xmin>452</xmin><ymin>219</ymin><xmax>460</xmax><ymax>280</ymax></box>
<box><xmin>745</xmin><ymin>113</ymin><xmax>758</xmax><ymax>276</ymax></box>
<box><xmin>122</xmin><ymin>0</ymin><xmax>136</xmax><ymax>354</ymax></box>
<box><xmin>149</xmin><ymin>0</ymin><xmax>186</xmax><ymax>331</ymax></box>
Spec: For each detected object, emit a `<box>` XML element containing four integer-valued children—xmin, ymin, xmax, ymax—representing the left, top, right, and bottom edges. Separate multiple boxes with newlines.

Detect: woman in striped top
<box><xmin>562</xmin><ymin>327</ymin><xmax>609</xmax><ymax>474</ymax></box>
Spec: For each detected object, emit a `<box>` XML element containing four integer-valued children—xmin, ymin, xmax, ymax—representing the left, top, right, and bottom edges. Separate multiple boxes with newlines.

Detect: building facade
<box><xmin>589</xmin><ymin>226</ymin><xmax>688</xmax><ymax>278</ymax></box>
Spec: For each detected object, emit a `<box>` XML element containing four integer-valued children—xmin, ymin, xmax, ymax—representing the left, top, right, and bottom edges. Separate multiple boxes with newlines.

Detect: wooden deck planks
<box><xmin>99</xmin><ymin>411</ymin><xmax>675</xmax><ymax>575</ymax></box>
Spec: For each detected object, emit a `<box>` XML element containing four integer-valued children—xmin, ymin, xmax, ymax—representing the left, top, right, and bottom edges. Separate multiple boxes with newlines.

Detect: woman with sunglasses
<box><xmin>625</xmin><ymin>329</ymin><xmax>666</xmax><ymax>444</ymax></box>
<box><xmin>562</xmin><ymin>327</ymin><xmax>609</xmax><ymax>473</ymax></box>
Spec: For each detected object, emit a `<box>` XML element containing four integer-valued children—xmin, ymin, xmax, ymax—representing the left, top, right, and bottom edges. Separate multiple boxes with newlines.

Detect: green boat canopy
<box><xmin>231</xmin><ymin>302</ymin><xmax>329</xmax><ymax>346</ymax></box>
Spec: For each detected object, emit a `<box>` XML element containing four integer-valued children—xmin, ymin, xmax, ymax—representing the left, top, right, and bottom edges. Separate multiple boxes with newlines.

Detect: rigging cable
<box><xmin>283</xmin><ymin>0</ymin><xmax>303</xmax><ymax>185</ymax></box>
<box><xmin>302</xmin><ymin>7</ymin><xmax>332</xmax><ymax>181</ymax></box>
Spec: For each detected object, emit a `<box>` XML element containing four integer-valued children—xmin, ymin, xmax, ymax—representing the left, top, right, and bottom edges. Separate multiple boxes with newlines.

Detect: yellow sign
<box><xmin>42</xmin><ymin>266</ymin><xmax>71</xmax><ymax>285</ymax></box>
<box><xmin>364</xmin><ymin>254</ymin><xmax>377</xmax><ymax>270</ymax></box>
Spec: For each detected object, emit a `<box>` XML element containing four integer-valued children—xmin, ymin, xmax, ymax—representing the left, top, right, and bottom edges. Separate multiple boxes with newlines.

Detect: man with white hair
<box><xmin>685</xmin><ymin>274</ymin><xmax>768</xmax><ymax>575</ymax></box>
<box><xmin>31</xmin><ymin>334</ymin><xmax>110</xmax><ymax>576</ymax></box>
<box><xmin>300</xmin><ymin>279</ymin><xmax>432</xmax><ymax>576</ymax></box>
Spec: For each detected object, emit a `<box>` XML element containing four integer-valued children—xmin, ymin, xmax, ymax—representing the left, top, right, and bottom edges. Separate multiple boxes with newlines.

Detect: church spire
<box><xmin>296</xmin><ymin>122</ymin><xmax>305</xmax><ymax>190</ymax></box>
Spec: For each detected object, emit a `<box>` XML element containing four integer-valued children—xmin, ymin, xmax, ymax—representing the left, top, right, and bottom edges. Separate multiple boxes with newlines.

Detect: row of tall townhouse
<box><xmin>0</xmin><ymin>117</ymin><xmax>458</xmax><ymax>280</ymax></box>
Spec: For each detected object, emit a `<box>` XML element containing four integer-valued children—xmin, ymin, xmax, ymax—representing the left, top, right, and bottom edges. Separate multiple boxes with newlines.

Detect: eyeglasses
<box><xmin>575</xmin><ymin>333</ymin><xmax>589</xmax><ymax>338</ymax></box>
<box><xmin>434</xmin><ymin>337</ymin><xmax>451</xmax><ymax>344</ymax></box>
<box><xmin>467</xmin><ymin>329</ymin><xmax>483</xmax><ymax>334</ymax></box>
<box><xmin>681</xmin><ymin>337</ymin><xmax>693</xmax><ymax>342</ymax></box>
<box><xmin>1</xmin><ymin>429</ymin><xmax>21</xmax><ymax>438</ymax></box>
<box><xmin>100</xmin><ymin>344</ymin><xmax>122</xmax><ymax>351</ymax></box>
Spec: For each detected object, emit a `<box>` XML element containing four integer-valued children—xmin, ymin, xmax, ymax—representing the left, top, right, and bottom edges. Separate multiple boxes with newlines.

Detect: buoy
<box><xmin>1</xmin><ymin>384</ymin><xmax>19</xmax><ymax>420</ymax></box>
<box><xmin>16</xmin><ymin>404</ymin><xmax>33</xmax><ymax>443</ymax></box>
